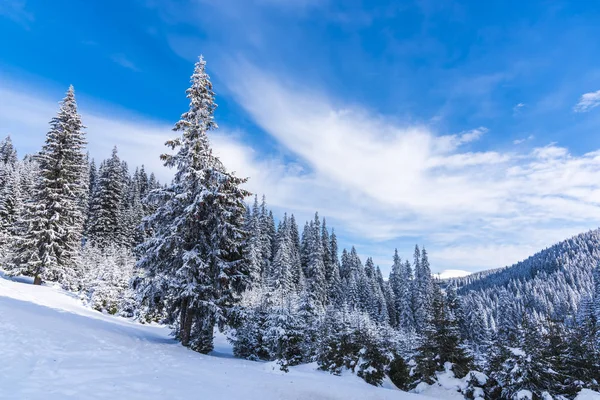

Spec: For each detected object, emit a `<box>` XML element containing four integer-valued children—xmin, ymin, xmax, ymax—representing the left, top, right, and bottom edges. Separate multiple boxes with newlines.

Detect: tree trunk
<box><xmin>33</xmin><ymin>275</ymin><xmax>42</xmax><ymax>285</ymax></box>
<box><xmin>180</xmin><ymin>299</ymin><xmax>194</xmax><ymax>348</ymax></box>
<box><xmin>180</xmin><ymin>297</ymin><xmax>189</xmax><ymax>346</ymax></box>
<box><xmin>197</xmin><ymin>317</ymin><xmax>215</xmax><ymax>354</ymax></box>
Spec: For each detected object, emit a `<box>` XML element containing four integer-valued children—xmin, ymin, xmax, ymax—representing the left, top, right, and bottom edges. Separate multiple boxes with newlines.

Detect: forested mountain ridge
<box><xmin>456</xmin><ymin>229</ymin><xmax>600</xmax><ymax>329</ymax></box>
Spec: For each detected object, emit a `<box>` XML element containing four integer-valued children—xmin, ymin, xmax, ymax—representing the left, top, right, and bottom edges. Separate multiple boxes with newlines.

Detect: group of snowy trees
<box><xmin>0</xmin><ymin>87</ymin><xmax>160</xmax><ymax>312</ymax></box>
<box><xmin>230</xmin><ymin>202</ymin><xmax>445</xmax><ymax>381</ymax></box>
<box><xmin>2</xmin><ymin>55</ymin><xmax>600</xmax><ymax>399</ymax></box>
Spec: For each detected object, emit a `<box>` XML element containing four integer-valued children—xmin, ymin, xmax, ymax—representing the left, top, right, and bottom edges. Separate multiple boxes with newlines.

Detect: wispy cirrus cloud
<box><xmin>513</xmin><ymin>102</ymin><xmax>525</xmax><ymax>115</ymax></box>
<box><xmin>0</xmin><ymin>0</ymin><xmax>33</xmax><ymax>28</ymax></box>
<box><xmin>214</xmin><ymin>60</ymin><xmax>600</xmax><ymax>270</ymax></box>
<box><xmin>110</xmin><ymin>54</ymin><xmax>140</xmax><ymax>72</ymax></box>
<box><xmin>574</xmin><ymin>90</ymin><xmax>600</xmax><ymax>112</ymax></box>
<box><xmin>513</xmin><ymin>134</ymin><xmax>534</xmax><ymax>145</ymax></box>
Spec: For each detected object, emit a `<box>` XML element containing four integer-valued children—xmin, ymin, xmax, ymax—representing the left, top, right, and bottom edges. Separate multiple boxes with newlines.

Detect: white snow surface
<box><xmin>0</xmin><ymin>272</ymin><xmax>427</xmax><ymax>400</ymax></box>
<box><xmin>412</xmin><ymin>363</ymin><xmax>476</xmax><ymax>400</ymax></box>
<box><xmin>576</xmin><ymin>389</ymin><xmax>600</xmax><ymax>400</ymax></box>
<box><xmin>516</xmin><ymin>390</ymin><xmax>533</xmax><ymax>400</ymax></box>
<box><xmin>433</xmin><ymin>270</ymin><xmax>471</xmax><ymax>279</ymax></box>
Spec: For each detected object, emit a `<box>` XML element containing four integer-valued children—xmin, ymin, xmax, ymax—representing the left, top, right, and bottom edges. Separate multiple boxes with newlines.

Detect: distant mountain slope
<box><xmin>446</xmin><ymin>267</ymin><xmax>505</xmax><ymax>288</ymax></box>
<box><xmin>457</xmin><ymin>229</ymin><xmax>600</xmax><ymax>331</ymax></box>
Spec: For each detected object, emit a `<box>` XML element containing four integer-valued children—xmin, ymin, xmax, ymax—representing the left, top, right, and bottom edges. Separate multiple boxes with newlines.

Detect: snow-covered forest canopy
<box><xmin>1</xmin><ymin>57</ymin><xmax>600</xmax><ymax>400</ymax></box>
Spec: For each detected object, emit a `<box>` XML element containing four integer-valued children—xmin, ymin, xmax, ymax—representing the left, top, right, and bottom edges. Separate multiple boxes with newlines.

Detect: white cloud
<box><xmin>110</xmin><ymin>54</ymin><xmax>140</xmax><ymax>72</ymax></box>
<box><xmin>574</xmin><ymin>90</ymin><xmax>600</xmax><ymax>112</ymax></box>
<box><xmin>513</xmin><ymin>102</ymin><xmax>525</xmax><ymax>115</ymax></box>
<box><xmin>0</xmin><ymin>0</ymin><xmax>33</xmax><ymax>28</ymax></box>
<box><xmin>513</xmin><ymin>134</ymin><xmax>534</xmax><ymax>145</ymax></box>
<box><xmin>435</xmin><ymin>127</ymin><xmax>488</xmax><ymax>152</ymax></box>
<box><xmin>216</xmin><ymin>60</ymin><xmax>600</xmax><ymax>270</ymax></box>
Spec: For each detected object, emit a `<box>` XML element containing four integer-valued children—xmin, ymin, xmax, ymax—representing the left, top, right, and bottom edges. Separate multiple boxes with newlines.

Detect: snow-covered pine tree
<box><xmin>289</xmin><ymin>214</ymin><xmax>301</xmax><ymax>256</ymax></box>
<box><xmin>87</xmin><ymin>147</ymin><xmax>125</xmax><ymax>248</ymax></box>
<box><xmin>342</xmin><ymin>247</ymin><xmax>364</xmax><ymax>310</ymax></box>
<box><xmin>0</xmin><ymin>163</ymin><xmax>21</xmax><ymax>260</ymax></box>
<box><xmin>328</xmin><ymin>229</ymin><xmax>344</xmax><ymax>307</ymax></box>
<box><xmin>413</xmin><ymin>245</ymin><xmax>433</xmax><ymax>333</ymax></box>
<box><xmin>593</xmin><ymin>263</ymin><xmax>600</xmax><ymax>323</ymax></box>
<box><xmin>0</xmin><ymin>135</ymin><xmax>18</xmax><ymax>166</ymax></box>
<box><xmin>561</xmin><ymin>268</ymin><xmax>600</xmax><ymax>392</ymax></box>
<box><xmin>497</xmin><ymin>289</ymin><xmax>522</xmax><ymax>346</ymax></box>
<box><xmin>11</xmin><ymin>86</ymin><xmax>87</xmax><ymax>286</ymax></box>
<box><xmin>376</xmin><ymin>265</ymin><xmax>396</xmax><ymax>327</ymax></box>
<box><xmin>88</xmin><ymin>158</ymin><xmax>98</xmax><ymax>198</ymax></box>
<box><xmin>390</xmin><ymin>250</ymin><xmax>415</xmax><ymax>331</ymax></box>
<box><xmin>122</xmin><ymin>167</ymin><xmax>146</xmax><ymax>247</ymax></box>
<box><xmin>245</xmin><ymin>195</ymin><xmax>263</xmax><ymax>284</ymax></box>
<box><xmin>137</xmin><ymin>165</ymin><xmax>149</xmax><ymax>199</ymax></box>
<box><xmin>301</xmin><ymin>221</ymin><xmax>311</xmax><ymax>275</ymax></box>
<box><xmin>136</xmin><ymin>56</ymin><xmax>250</xmax><ymax>353</ymax></box>
<box><xmin>264</xmin><ymin>295</ymin><xmax>305</xmax><ymax>371</ymax></box>
<box><xmin>84</xmin><ymin>158</ymin><xmax>98</xmax><ymax>237</ymax></box>
<box><xmin>493</xmin><ymin>315</ymin><xmax>556</xmax><ymax>400</ymax></box>
<box><xmin>364</xmin><ymin>257</ymin><xmax>388</xmax><ymax>323</ymax></box>
<box><xmin>322</xmin><ymin>219</ymin><xmax>332</xmax><ymax>284</ymax></box>
<box><xmin>305</xmin><ymin>213</ymin><xmax>328</xmax><ymax>308</ymax></box>
<box><xmin>413</xmin><ymin>282</ymin><xmax>472</xmax><ymax>385</ymax></box>
<box><xmin>78</xmin><ymin>152</ymin><xmax>90</xmax><ymax>228</ymax></box>
<box><xmin>288</xmin><ymin>214</ymin><xmax>303</xmax><ymax>292</ymax></box>
<box><xmin>269</xmin><ymin>214</ymin><xmax>295</xmax><ymax>295</ymax></box>
<box><xmin>267</xmin><ymin>211</ymin><xmax>276</xmax><ymax>262</ymax></box>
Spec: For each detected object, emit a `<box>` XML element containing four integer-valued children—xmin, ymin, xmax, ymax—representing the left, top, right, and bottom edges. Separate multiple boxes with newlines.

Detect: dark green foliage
<box><xmin>268</xmin><ymin>310</ymin><xmax>305</xmax><ymax>372</ymax></box>
<box><xmin>317</xmin><ymin>320</ymin><xmax>361</xmax><ymax>376</ymax></box>
<box><xmin>413</xmin><ymin>283</ymin><xmax>473</xmax><ymax>386</ymax></box>
<box><xmin>563</xmin><ymin>303</ymin><xmax>600</xmax><ymax>395</ymax></box>
<box><xmin>316</xmin><ymin>310</ymin><xmax>395</xmax><ymax>387</ymax></box>
<box><xmin>356</xmin><ymin>329</ymin><xmax>392</xmax><ymax>386</ymax></box>
<box><xmin>232</xmin><ymin>309</ymin><xmax>270</xmax><ymax>361</ymax></box>
<box><xmin>388</xmin><ymin>356</ymin><xmax>410</xmax><ymax>390</ymax></box>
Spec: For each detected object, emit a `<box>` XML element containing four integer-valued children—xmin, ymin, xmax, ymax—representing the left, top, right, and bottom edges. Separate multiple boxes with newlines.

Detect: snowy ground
<box><xmin>0</xmin><ymin>273</ymin><xmax>428</xmax><ymax>400</ymax></box>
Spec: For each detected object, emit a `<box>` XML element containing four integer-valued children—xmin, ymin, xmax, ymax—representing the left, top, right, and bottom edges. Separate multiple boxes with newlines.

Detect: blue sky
<box><xmin>3</xmin><ymin>0</ymin><xmax>600</xmax><ymax>274</ymax></box>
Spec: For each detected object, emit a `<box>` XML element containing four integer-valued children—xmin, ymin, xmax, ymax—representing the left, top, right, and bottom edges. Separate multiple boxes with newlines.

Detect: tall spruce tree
<box><xmin>328</xmin><ymin>229</ymin><xmax>344</xmax><ymax>307</ymax></box>
<box><xmin>413</xmin><ymin>283</ymin><xmax>472</xmax><ymax>384</ymax></box>
<box><xmin>136</xmin><ymin>56</ymin><xmax>250</xmax><ymax>353</ymax></box>
<box><xmin>0</xmin><ymin>163</ymin><xmax>21</xmax><ymax>259</ymax></box>
<box><xmin>390</xmin><ymin>250</ymin><xmax>415</xmax><ymax>330</ymax></box>
<box><xmin>0</xmin><ymin>135</ymin><xmax>18</xmax><ymax>166</ymax></box>
<box><xmin>414</xmin><ymin>246</ymin><xmax>433</xmax><ymax>332</ymax></box>
<box><xmin>269</xmin><ymin>214</ymin><xmax>295</xmax><ymax>295</ymax></box>
<box><xmin>11</xmin><ymin>86</ymin><xmax>87</xmax><ymax>286</ymax></box>
<box><xmin>305</xmin><ymin>213</ymin><xmax>328</xmax><ymax>307</ymax></box>
<box><xmin>245</xmin><ymin>195</ymin><xmax>263</xmax><ymax>284</ymax></box>
<box><xmin>87</xmin><ymin>147</ymin><xmax>125</xmax><ymax>248</ymax></box>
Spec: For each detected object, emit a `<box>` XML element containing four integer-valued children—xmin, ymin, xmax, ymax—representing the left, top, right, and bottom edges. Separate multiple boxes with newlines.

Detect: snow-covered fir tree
<box><xmin>10</xmin><ymin>86</ymin><xmax>87</xmax><ymax>287</ymax></box>
<box><xmin>0</xmin><ymin>135</ymin><xmax>18</xmax><ymax>166</ymax></box>
<box><xmin>87</xmin><ymin>147</ymin><xmax>126</xmax><ymax>248</ymax></box>
<box><xmin>305</xmin><ymin>213</ymin><xmax>328</xmax><ymax>308</ymax></box>
<box><xmin>136</xmin><ymin>56</ymin><xmax>250</xmax><ymax>353</ymax></box>
<box><xmin>413</xmin><ymin>246</ymin><xmax>433</xmax><ymax>333</ymax></box>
